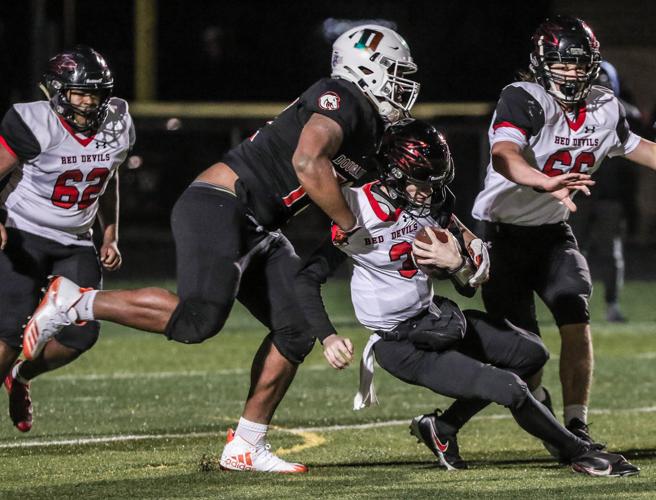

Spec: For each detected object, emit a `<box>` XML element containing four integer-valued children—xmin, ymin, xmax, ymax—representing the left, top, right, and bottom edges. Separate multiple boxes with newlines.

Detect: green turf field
<box><xmin>1</xmin><ymin>279</ymin><xmax>655</xmax><ymax>499</ymax></box>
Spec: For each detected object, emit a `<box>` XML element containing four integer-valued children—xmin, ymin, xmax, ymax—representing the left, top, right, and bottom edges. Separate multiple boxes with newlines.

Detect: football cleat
<box><xmin>4</xmin><ymin>362</ymin><xmax>33</xmax><ymax>432</ymax></box>
<box><xmin>567</xmin><ymin>418</ymin><xmax>606</xmax><ymax>450</ymax></box>
<box><xmin>23</xmin><ymin>276</ymin><xmax>89</xmax><ymax>360</ymax></box>
<box><xmin>410</xmin><ymin>412</ymin><xmax>467</xmax><ymax>470</ymax></box>
<box><xmin>219</xmin><ymin>428</ymin><xmax>308</xmax><ymax>473</ymax></box>
<box><xmin>571</xmin><ymin>448</ymin><xmax>640</xmax><ymax>477</ymax></box>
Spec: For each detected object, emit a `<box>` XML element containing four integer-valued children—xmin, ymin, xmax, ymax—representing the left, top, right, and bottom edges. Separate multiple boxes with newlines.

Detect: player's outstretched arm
<box><xmin>625</xmin><ymin>137</ymin><xmax>656</xmax><ymax>170</ymax></box>
<box><xmin>97</xmin><ymin>170</ymin><xmax>122</xmax><ymax>271</ymax></box>
<box><xmin>492</xmin><ymin>141</ymin><xmax>595</xmax><ymax>211</ymax></box>
<box><xmin>292</xmin><ymin>113</ymin><xmax>356</xmax><ymax>231</ymax></box>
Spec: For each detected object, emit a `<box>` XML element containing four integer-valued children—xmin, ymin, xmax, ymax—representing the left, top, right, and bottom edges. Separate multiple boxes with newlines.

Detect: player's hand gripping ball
<box><xmin>412</xmin><ymin>227</ymin><xmax>463</xmax><ymax>279</ymax></box>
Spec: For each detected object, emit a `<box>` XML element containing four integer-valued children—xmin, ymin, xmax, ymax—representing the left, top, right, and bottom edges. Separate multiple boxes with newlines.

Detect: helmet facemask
<box><xmin>531</xmin><ymin>53</ymin><xmax>600</xmax><ymax>105</ymax></box>
<box><xmin>45</xmin><ymin>81</ymin><xmax>113</xmax><ymax>132</ymax></box>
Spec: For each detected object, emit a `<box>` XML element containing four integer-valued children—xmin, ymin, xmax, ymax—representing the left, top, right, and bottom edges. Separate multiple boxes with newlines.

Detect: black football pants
<box><xmin>373</xmin><ymin>310</ymin><xmax>588</xmax><ymax>459</ymax></box>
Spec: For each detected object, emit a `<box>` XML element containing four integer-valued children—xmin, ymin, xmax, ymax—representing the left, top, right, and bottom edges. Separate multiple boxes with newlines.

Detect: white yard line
<box><xmin>2</xmin><ymin>406</ymin><xmax>656</xmax><ymax>450</ymax></box>
<box><xmin>49</xmin><ymin>364</ymin><xmax>329</xmax><ymax>381</ymax></box>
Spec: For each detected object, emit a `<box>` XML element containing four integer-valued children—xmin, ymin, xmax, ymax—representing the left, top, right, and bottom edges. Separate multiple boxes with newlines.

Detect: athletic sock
<box><xmin>564</xmin><ymin>405</ymin><xmax>588</xmax><ymax>426</ymax></box>
<box><xmin>74</xmin><ymin>290</ymin><xmax>99</xmax><ymax>321</ymax></box>
<box><xmin>234</xmin><ymin>417</ymin><xmax>268</xmax><ymax>446</ymax></box>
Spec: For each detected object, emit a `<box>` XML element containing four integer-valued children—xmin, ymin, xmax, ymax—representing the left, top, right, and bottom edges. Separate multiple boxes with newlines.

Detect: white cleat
<box><xmin>22</xmin><ymin>276</ymin><xmax>89</xmax><ymax>360</ymax></box>
<box><xmin>219</xmin><ymin>428</ymin><xmax>308</xmax><ymax>473</ymax></box>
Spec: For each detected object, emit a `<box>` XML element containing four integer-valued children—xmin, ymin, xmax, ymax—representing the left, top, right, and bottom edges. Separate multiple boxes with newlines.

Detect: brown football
<box><xmin>413</xmin><ymin>227</ymin><xmax>452</xmax><ymax>279</ymax></box>
<box><xmin>415</xmin><ymin>226</ymin><xmax>450</xmax><ymax>245</ymax></box>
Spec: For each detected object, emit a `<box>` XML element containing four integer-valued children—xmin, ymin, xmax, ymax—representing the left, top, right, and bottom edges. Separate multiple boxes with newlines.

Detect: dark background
<box><xmin>0</xmin><ymin>1</ymin><xmax>550</xmax><ymax>104</ymax></box>
<box><xmin>2</xmin><ymin>1</ymin><xmax>656</xmax><ymax>279</ymax></box>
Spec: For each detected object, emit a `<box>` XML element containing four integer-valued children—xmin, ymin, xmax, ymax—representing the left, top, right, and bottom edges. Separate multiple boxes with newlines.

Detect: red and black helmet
<box><xmin>41</xmin><ymin>45</ymin><xmax>114</xmax><ymax>131</ymax></box>
<box><xmin>529</xmin><ymin>15</ymin><xmax>601</xmax><ymax>105</ymax></box>
<box><xmin>376</xmin><ymin>119</ymin><xmax>454</xmax><ymax>214</ymax></box>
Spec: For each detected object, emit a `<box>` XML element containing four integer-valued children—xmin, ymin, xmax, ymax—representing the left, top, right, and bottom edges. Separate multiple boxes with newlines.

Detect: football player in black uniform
<box><xmin>23</xmin><ymin>25</ymin><xmax>419</xmax><ymax>472</ymax></box>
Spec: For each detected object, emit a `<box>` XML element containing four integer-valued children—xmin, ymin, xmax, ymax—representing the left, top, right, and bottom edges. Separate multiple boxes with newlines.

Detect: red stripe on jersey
<box><xmin>57</xmin><ymin>116</ymin><xmax>96</xmax><ymax>147</ymax></box>
<box><xmin>282</xmin><ymin>185</ymin><xmax>306</xmax><ymax>207</ymax></box>
<box><xmin>0</xmin><ymin>135</ymin><xmax>17</xmax><ymax>158</ymax></box>
<box><xmin>565</xmin><ymin>105</ymin><xmax>587</xmax><ymax>132</ymax></box>
<box><xmin>493</xmin><ymin>121</ymin><xmax>527</xmax><ymax>136</ymax></box>
<box><xmin>363</xmin><ymin>181</ymin><xmax>401</xmax><ymax>222</ymax></box>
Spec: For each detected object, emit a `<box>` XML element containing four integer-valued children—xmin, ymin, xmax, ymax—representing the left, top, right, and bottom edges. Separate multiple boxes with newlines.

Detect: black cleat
<box><xmin>571</xmin><ymin>448</ymin><xmax>640</xmax><ymax>477</ymax></box>
<box><xmin>567</xmin><ymin>418</ymin><xmax>605</xmax><ymax>450</ymax></box>
<box><xmin>410</xmin><ymin>412</ymin><xmax>467</xmax><ymax>470</ymax></box>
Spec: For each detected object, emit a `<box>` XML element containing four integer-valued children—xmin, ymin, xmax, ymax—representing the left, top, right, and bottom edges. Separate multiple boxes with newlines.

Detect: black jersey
<box><xmin>223</xmin><ymin>78</ymin><xmax>383</xmax><ymax>229</ymax></box>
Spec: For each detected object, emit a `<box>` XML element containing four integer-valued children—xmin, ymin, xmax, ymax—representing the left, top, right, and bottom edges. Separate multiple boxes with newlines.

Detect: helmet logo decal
<box><xmin>353</xmin><ymin>29</ymin><xmax>383</xmax><ymax>52</ymax></box>
<box><xmin>56</xmin><ymin>54</ymin><xmax>78</xmax><ymax>73</ymax></box>
<box><xmin>318</xmin><ymin>91</ymin><xmax>341</xmax><ymax>110</ymax></box>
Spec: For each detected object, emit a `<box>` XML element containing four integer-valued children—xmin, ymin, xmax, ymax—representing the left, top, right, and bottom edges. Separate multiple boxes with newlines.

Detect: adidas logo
<box><xmin>221</xmin><ymin>452</ymin><xmax>253</xmax><ymax>471</ymax></box>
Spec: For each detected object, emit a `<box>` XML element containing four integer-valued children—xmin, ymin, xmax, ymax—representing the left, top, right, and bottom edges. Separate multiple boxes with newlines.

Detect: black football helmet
<box><xmin>41</xmin><ymin>46</ymin><xmax>114</xmax><ymax>131</ymax></box>
<box><xmin>376</xmin><ymin>119</ymin><xmax>454</xmax><ymax>216</ymax></box>
<box><xmin>529</xmin><ymin>15</ymin><xmax>601</xmax><ymax>105</ymax></box>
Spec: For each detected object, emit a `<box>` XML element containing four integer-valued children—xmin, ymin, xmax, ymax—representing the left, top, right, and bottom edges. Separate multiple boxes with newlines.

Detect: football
<box><xmin>413</xmin><ymin>227</ymin><xmax>453</xmax><ymax>279</ymax></box>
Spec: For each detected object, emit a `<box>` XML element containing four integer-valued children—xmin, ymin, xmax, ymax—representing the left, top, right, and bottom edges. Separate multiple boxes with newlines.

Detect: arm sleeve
<box><xmin>0</xmin><ymin>106</ymin><xmax>41</xmax><ymax>160</ymax></box>
<box><xmin>491</xmin><ymin>85</ymin><xmax>545</xmax><ymax>145</ymax></box>
<box><xmin>295</xmin><ymin>239</ymin><xmax>348</xmax><ymax>342</ymax></box>
<box><xmin>298</xmin><ymin>80</ymin><xmax>362</xmax><ymax>137</ymax></box>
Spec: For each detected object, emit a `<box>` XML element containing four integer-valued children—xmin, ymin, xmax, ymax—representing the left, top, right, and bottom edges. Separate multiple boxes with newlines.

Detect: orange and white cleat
<box><xmin>219</xmin><ymin>428</ymin><xmax>308</xmax><ymax>473</ymax></box>
<box><xmin>4</xmin><ymin>361</ymin><xmax>33</xmax><ymax>432</ymax></box>
<box><xmin>22</xmin><ymin>276</ymin><xmax>88</xmax><ymax>360</ymax></box>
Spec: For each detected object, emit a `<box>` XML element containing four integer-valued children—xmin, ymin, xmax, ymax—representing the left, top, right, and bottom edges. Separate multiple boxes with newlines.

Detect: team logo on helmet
<box><xmin>56</xmin><ymin>54</ymin><xmax>78</xmax><ymax>73</ymax></box>
<box><xmin>353</xmin><ymin>29</ymin><xmax>383</xmax><ymax>52</ymax></box>
<box><xmin>319</xmin><ymin>91</ymin><xmax>341</xmax><ymax>110</ymax></box>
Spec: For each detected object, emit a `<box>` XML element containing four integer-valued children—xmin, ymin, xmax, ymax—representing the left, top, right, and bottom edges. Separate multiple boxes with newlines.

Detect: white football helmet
<box><xmin>331</xmin><ymin>24</ymin><xmax>419</xmax><ymax>123</ymax></box>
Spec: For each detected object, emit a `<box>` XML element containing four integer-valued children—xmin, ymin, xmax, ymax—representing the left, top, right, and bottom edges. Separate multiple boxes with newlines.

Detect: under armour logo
<box><xmin>584</xmin><ymin>125</ymin><xmax>596</xmax><ymax>133</ymax></box>
<box><xmin>95</xmin><ymin>140</ymin><xmax>107</xmax><ymax>149</ymax></box>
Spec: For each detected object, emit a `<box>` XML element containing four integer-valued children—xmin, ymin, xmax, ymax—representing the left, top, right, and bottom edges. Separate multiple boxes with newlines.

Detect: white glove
<box><xmin>467</xmin><ymin>239</ymin><xmax>490</xmax><ymax>287</ymax></box>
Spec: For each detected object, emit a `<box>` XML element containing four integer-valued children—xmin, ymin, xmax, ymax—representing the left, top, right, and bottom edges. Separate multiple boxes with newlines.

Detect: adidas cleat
<box><xmin>219</xmin><ymin>428</ymin><xmax>308</xmax><ymax>473</ymax></box>
<box><xmin>23</xmin><ymin>276</ymin><xmax>89</xmax><ymax>360</ymax></box>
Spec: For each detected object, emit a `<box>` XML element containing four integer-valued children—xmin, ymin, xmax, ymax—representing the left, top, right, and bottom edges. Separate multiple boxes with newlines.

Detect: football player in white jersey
<box><xmin>472</xmin><ymin>15</ymin><xmax>656</xmax><ymax>448</ymax></box>
<box><xmin>0</xmin><ymin>46</ymin><xmax>134</xmax><ymax>432</ymax></box>
<box><xmin>327</xmin><ymin>119</ymin><xmax>638</xmax><ymax>476</ymax></box>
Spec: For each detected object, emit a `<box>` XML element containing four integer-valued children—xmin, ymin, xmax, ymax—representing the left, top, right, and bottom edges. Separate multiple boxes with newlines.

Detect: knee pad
<box><xmin>549</xmin><ymin>292</ymin><xmax>591</xmax><ymax>326</ymax></box>
<box><xmin>472</xmin><ymin>366</ymin><xmax>529</xmax><ymax>408</ymax></box>
<box><xmin>269</xmin><ymin>327</ymin><xmax>316</xmax><ymax>365</ymax></box>
<box><xmin>165</xmin><ymin>298</ymin><xmax>230</xmax><ymax>344</ymax></box>
<box><xmin>504</xmin><ymin>373</ymin><xmax>530</xmax><ymax>409</ymax></box>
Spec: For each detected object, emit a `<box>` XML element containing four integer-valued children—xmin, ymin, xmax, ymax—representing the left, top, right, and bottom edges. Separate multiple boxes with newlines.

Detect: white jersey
<box><xmin>339</xmin><ymin>182</ymin><xmax>440</xmax><ymax>331</ymax></box>
<box><xmin>0</xmin><ymin>98</ymin><xmax>135</xmax><ymax>245</ymax></box>
<box><xmin>472</xmin><ymin>82</ymin><xmax>640</xmax><ymax>225</ymax></box>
